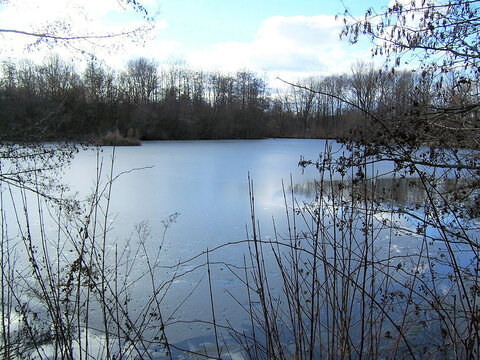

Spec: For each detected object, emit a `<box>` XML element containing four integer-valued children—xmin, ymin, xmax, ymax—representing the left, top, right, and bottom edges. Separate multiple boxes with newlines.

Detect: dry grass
<box><xmin>95</xmin><ymin>129</ymin><xmax>141</xmax><ymax>146</ymax></box>
<box><xmin>1</xmin><ymin>140</ymin><xmax>478</xmax><ymax>359</ymax></box>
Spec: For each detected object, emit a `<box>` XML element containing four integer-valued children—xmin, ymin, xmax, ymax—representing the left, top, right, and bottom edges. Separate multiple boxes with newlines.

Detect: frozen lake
<box><xmin>64</xmin><ymin>138</ymin><xmax>335</xmax><ymax>356</ymax></box>
<box><xmin>5</xmin><ymin>138</ymin><xmax>475</xmax><ymax>359</ymax></box>
<box><xmin>66</xmin><ymin>139</ymin><xmax>330</xmax><ymax>257</ymax></box>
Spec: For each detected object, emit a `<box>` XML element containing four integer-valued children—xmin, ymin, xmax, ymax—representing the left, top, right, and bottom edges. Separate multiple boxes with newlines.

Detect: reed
<box><xmin>95</xmin><ymin>129</ymin><xmax>141</xmax><ymax>146</ymax></box>
<box><xmin>0</xmin><ymin>147</ymin><xmax>171</xmax><ymax>359</ymax></box>
<box><xmin>0</xmin><ymin>139</ymin><xmax>478</xmax><ymax>359</ymax></box>
<box><xmin>220</xmin><ymin>143</ymin><xmax>480</xmax><ymax>359</ymax></box>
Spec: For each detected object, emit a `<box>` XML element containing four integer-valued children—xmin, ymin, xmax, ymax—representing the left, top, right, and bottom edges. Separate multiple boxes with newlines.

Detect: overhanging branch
<box><xmin>0</xmin><ymin>28</ymin><xmax>147</xmax><ymax>41</ymax></box>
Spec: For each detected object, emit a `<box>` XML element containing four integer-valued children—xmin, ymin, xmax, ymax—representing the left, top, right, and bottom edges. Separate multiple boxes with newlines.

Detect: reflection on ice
<box><xmin>2</xmin><ymin>139</ymin><xmax>480</xmax><ymax>358</ymax></box>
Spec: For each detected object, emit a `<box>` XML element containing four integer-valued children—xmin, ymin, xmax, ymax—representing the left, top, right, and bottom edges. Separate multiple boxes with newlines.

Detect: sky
<box><xmin>0</xmin><ymin>0</ymin><xmax>392</xmax><ymax>83</ymax></box>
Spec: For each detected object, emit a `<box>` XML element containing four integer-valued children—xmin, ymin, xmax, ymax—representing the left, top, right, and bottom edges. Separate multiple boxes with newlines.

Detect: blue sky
<box><xmin>0</xmin><ymin>0</ymin><xmax>391</xmax><ymax>80</ymax></box>
<box><xmin>154</xmin><ymin>0</ymin><xmax>379</xmax><ymax>49</ymax></box>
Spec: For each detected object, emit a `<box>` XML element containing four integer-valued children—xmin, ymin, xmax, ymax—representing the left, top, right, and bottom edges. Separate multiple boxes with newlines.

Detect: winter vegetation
<box><xmin>1</xmin><ymin>55</ymin><xmax>479</xmax><ymax>144</ymax></box>
<box><xmin>0</xmin><ymin>0</ymin><xmax>479</xmax><ymax>358</ymax></box>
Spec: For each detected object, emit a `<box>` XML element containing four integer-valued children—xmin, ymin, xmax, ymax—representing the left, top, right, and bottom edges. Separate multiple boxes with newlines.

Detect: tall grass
<box><xmin>0</xmin><ymin>147</ymin><xmax>171</xmax><ymax>359</ymax></box>
<box><xmin>0</xmin><ymin>141</ymin><xmax>478</xmax><ymax>359</ymax></box>
<box><xmin>220</xmin><ymin>144</ymin><xmax>480</xmax><ymax>359</ymax></box>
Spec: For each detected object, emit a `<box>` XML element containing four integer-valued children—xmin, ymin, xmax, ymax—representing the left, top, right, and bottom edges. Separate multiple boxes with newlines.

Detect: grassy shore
<box><xmin>95</xmin><ymin>129</ymin><xmax>141</xmax><ymax>146</ymax></box>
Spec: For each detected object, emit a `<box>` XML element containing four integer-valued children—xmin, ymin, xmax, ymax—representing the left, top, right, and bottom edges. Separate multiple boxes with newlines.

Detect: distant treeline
<box><xmin>0</xmin><ymin>56</ymin><xmax>474</xmax><ymax>142</ymax></box>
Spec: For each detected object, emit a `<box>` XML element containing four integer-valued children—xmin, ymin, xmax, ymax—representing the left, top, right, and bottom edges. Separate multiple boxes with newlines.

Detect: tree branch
<box><xmin>0</xmin><ymin>28</ymin><xmax>147</xmax><ymax>42</ymax></box>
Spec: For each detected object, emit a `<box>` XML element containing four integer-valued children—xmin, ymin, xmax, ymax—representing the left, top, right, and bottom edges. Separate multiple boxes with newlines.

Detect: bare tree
<box><xmin>341</xmin><ymin>0</ymin><xmax>480</xmax><ymax>146</ymax></box>
<box><xmin>121</xmin><ymin>57</ymin><xmax>158</xmax><ymax>105</ymax></box>
<box><xmin>0</xmin><ymin>0</ymin><xmax>157</xmax><ymax>54</ymax></box>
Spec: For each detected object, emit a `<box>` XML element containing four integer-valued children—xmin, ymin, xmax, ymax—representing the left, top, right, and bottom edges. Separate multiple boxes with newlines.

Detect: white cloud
<box><xmin>0</xmin><ymin>0</ymin><xmax>163</xmax><ymax>64</ymax></box>
<box><xmin>185</xmin><ymin>15</ymin><xmax>374</xmax><ymax>81</ymax></box>
<box><xmin>105</xmin><ymin>38</ymin><xmax>180</xmax><ymax>69</ymax></box>
<box><xmin>0</xmin><ymin>3</ymin><xmax>378</xmax><ymax>80</ymax></box>
<box><xmin>252</xmin><ymin>16</ymin><xmax>346</xmax><ymax>72</ymax></box>
<box><xmin>187</xmin><ymin>42</ymin><xmax>253</xmax><ymax>72</ymax></box>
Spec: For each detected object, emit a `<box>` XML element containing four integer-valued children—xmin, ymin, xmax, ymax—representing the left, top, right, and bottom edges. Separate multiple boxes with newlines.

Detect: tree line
<box><xmin>1</xmin><ymin>55</ymin><xmax>477</xmax><ymax>142</ymax></box>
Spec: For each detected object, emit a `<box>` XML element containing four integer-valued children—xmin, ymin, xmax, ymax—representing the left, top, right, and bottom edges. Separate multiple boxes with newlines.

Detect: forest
<box><xmin>1</xmin><ymin>55</ymin><xmax>476</xmax><ymax>143</ymax></box>
<box><xmin>1</xmin><ymin>0</ymin><xmax>480</xmax><ymax>358</ymax></box>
